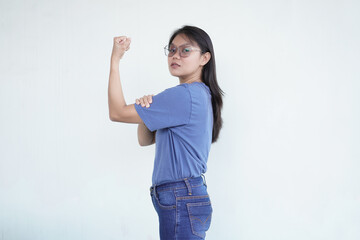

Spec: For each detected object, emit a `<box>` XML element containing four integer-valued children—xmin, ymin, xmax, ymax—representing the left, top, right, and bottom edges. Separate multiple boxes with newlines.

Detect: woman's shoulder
<box><xmin>164</xmin><ymin>82</ymin><xmax>210</xmax><ymax>100</ymax></box>
<box><xmin>178</xmin><ymin>82</ymin><xmax>208</xmax><ymax>91</ymax></box>
<box><xmin>186</xmin><ymin>82</ymin><xmax>210</xmax><ymax>96</ymax></box>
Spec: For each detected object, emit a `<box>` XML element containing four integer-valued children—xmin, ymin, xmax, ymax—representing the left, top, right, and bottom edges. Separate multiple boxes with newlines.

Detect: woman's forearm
<box><xmin>138</xmin><ymin>123</ymin><xmax>156</xmax><ymax>146</ymax></box>
<box><xmin>108</xmin><ymin>60</ymin><xmax>126</xmax><ymax>120</ymax></box>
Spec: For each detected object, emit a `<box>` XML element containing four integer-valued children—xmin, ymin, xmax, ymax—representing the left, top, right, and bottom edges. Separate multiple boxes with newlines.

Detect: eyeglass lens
<box><xmin>165</xmin><ymin>45</ymin><xmax>193</xmax><ymax>57</ymax></box>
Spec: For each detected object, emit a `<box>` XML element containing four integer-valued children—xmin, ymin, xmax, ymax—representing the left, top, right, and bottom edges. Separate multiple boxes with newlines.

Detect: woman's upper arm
<box><xmin>110</xmin><ymin>104</ymin><xmax>143</xmax><ymax>124</ymax></box>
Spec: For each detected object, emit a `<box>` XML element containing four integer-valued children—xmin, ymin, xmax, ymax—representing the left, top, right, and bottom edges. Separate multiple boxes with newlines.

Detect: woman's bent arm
<box><xmin>108</xmin><ymin>60</ymin><xmax>125</xmax><ymax>120</ymax></box>
<box><xmin>108</xmin><ymin>59</ymin><xmax>143</xmax><ymax>123</ymax></box>
<box><xmin>137</xmin><ymin>123</ymin><xmax>156</xmax><ymax>146</ymax></box>
<box><xmin>108</xmin><ymin>36</ymin><xmax>143</xmax><ymax>124</ymax></box>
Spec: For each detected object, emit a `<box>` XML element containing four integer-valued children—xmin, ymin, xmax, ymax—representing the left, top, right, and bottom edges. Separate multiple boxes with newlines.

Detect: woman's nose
<box><xmin>172</xmin><ymin>51</ymin><xmax>181</xmax><ymax>59</ymax></box>
<box><xmin>172</xmin><ymin>49</ymin><xmax>181</xmax><ymax>59</ymax></box>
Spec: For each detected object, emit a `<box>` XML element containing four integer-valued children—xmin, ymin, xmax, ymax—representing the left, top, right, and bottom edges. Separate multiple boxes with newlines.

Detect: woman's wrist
<box><xmin>111</xmin><ymin>57</ymin><xmax>120</xmax><ymax>65</ymax></box>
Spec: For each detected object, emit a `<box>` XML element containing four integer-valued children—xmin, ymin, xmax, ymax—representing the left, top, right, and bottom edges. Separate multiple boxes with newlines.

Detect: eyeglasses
<box><xmin>164</xmin><ymin>44</ymin><xmax>203</xmax><ymax>58</ymax></box>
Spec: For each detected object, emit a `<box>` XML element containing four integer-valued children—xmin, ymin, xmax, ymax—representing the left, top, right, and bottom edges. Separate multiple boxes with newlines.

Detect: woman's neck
<box><xmin>179</xmin><ymin>70</ymin><xmax>203</xmax><ymax>84</ymax></box>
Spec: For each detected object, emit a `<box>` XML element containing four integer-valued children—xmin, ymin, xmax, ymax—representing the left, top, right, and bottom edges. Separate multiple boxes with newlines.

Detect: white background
<box><xmin>1</xmin><ymin>0</ymin><xmax>359</xmax><ymax>239</ymax></box>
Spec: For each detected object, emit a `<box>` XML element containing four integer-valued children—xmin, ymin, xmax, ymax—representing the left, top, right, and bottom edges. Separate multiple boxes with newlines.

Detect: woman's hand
<box><xmin>111</xmin><ymin>36</ymin><xmax>131</xmax><ymax>63</ymax></box>
<box><xmin>135</xmin><ymin>94</ymin><xmax>154</xmax><ymax>108</ymax></box>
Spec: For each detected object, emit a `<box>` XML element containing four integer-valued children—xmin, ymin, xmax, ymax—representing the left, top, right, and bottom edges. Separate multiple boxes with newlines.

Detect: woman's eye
<box><xmin>182</xmin><ymin>48</ymin><xmax>191</xmax><ymax>53</ymax></box>
<box><xmin>170</xmin><ymin>48</ymin><xmax>176</xmax><ymax>53</ymax></box>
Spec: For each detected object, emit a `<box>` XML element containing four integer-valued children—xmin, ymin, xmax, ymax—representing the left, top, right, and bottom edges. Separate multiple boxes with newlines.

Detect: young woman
<box><xmin>108</xmin><ymin>25</ymin><xmax>224</xmax><ymax>239</ymax></box>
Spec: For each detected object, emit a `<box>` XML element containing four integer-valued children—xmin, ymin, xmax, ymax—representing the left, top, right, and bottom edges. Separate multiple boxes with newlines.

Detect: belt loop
<box><xmin>153</xmin><ymin>184</ymin><xmax>157</xmax><ymax>198</ymax></box>
<box><xmin>201</xmin><ymin>173</ymin><xmax>207</xmax><ymax>187</ymax></box>
<box><xmin>184</xmin><ymin>178</ymin><xmax>192</xmax><ymax>195</ymax></box>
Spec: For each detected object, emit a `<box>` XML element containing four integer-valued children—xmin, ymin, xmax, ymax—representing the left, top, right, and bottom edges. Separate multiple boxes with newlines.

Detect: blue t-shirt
<box><xmin>134</xmin><ymin>82</ymin><xmax>213</xmax><ymax>185</ymax></box>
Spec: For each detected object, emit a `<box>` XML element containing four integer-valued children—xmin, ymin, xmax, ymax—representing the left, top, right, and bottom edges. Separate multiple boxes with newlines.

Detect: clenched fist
<box><xmin>111</xmin><ymin>36</ymin><xmax>131</xmax><ymax>63</ymax></box>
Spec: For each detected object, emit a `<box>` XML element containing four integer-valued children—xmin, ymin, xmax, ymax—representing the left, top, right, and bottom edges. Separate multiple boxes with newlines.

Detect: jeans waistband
<box><xmin>150</xmin><ymin>174</ymin><xmax>207</xmax><ymax>196</ymax></box>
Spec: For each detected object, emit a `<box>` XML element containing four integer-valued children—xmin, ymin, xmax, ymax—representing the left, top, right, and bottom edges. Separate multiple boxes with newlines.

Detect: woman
<box><xmin>108</xmin><ymin>25</ymin><xmax>224</xmax><ymax>239</ymax></box>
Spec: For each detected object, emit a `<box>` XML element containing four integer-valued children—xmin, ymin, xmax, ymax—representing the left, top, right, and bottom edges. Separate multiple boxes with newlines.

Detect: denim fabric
<box><xmin>150</xmin><ymin>175</ymin><xmax>213</xmax><ymax>239</ymax></box>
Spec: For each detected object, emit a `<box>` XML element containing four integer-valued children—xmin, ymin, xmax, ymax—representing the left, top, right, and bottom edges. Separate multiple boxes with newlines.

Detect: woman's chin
<box><xmin>169</xmin><ymin>71</ymin><xmax>181</xmax><ymax>78</ymax></box>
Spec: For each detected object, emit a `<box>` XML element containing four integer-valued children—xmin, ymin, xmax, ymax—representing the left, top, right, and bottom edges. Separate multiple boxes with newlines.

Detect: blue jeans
<box><xmin>150</xmin><ymin>175</ymin><xmax>213</xmax><ymax>240</ymax></box>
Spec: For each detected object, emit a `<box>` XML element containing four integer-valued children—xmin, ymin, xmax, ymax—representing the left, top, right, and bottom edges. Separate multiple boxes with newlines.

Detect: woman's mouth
<box><xmin>171</xmin><ymin>63</ymin><xmax>180</xmax><ymax>68</ymax></box>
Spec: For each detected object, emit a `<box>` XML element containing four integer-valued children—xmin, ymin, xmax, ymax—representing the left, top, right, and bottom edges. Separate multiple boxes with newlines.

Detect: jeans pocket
<box><xmin>186</xmin><ymin>201</ymin><xmax>213</xmax><ymax>238</ymax></box>
<box><xmin>155</xmin><ymin>190</ymin><xmax>176</xmax><ymax>209</ymax></box>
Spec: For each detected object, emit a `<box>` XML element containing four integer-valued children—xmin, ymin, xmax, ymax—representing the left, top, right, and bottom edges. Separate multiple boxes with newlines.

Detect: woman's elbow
<box><xmin>138</xmin><ymin>138</ymin><xmax>147</xmax><ymax>147</ymax></box>
<box><xmin>109</xmin><ymin>112</ymin><xmax>121</xmax><ymax>122</ymax></box>
<box><xmin>138</xmin><ymin>138</ymin><xmax>155</xmax><ymax>147</ymax></box>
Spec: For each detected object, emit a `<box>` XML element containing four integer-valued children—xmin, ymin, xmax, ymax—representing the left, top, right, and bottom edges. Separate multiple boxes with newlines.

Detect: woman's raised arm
<box><xmin>108</xmin><ymin>36</ymin><xmax>143</xmax><ymax>124</ymax></box>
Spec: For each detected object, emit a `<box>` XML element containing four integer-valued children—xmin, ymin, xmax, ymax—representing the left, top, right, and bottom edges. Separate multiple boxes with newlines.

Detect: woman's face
<box><xmin>167</xmin><ymin>34</ymin><xmax>206</xmax><ymax>82</ymax></box>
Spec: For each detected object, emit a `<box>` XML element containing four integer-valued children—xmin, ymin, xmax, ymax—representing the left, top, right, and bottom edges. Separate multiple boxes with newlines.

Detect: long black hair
<box><xmin>168</xmin><ymin>25</ymin><xmax>224</xmax><ymax>143</ymax></box>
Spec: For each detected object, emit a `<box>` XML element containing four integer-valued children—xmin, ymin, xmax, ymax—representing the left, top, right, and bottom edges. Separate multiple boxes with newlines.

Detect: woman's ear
<box><xmin>200</xmin><ymin>52</ymin><xmax>211</xmax><ymax>66</ymax></box>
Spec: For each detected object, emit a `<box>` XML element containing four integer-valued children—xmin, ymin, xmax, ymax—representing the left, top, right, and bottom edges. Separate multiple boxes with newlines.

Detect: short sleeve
<box><xmin>134</xmin><ymin>84</ymin><xmax>192</xmax><ymax>132</ymax></box>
